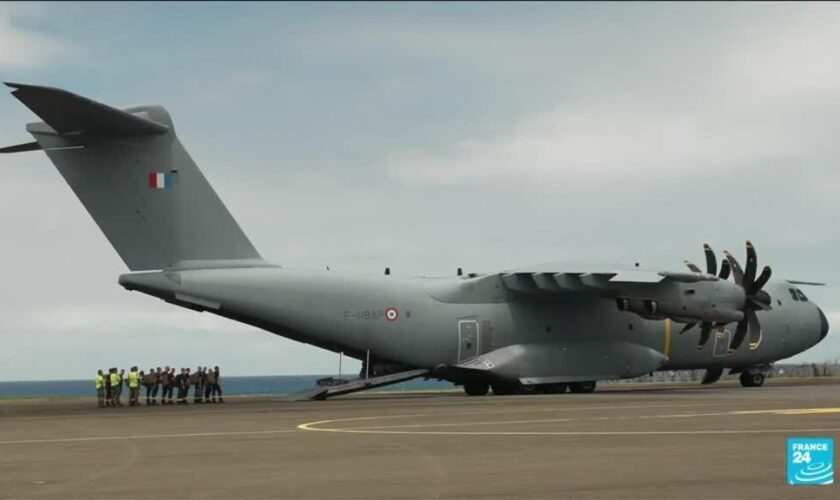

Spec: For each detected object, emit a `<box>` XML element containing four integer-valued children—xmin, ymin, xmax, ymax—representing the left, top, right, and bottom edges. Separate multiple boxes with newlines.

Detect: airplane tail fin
<box><xmin>2</xmin><ymin>83</ymin><xmax>264</xmax><ymax>271</ymax></box>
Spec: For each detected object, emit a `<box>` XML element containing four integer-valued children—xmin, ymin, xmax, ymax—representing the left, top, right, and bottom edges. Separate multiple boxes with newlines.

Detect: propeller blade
<box><xmin>679</xmin><ymin>322</ymin><xmax>697</xmax><ymax>334</ymax></box>
<box><xmin>684</xmin><ymin>260</ymin><xmax>702</xmax><ymax>273</ymax></box>
<box><xmin>729</xmin><ymin>318</ymin><xmax>748</xmax><ymax>353</ymax></box>
<box><xmin>751</xmin><ymin>265</ymin><xmax>772</xmax><ymax>294</ymax></box>
<box><xmin>747</xmin><ymin>309</ymin><xmax>762</xmax><ymax>350</ymax></box>
<box><xmin>719</xmin><ymin>259</ymin><xmax>731</xmax><ymax>280</ymax></box>
<box><xmin>696</xmin><ymin>322</ymin><xmax>712</xmax><ymax>349</ymax></box>
<box><xmin>743</xmin><ymin>241</ymin><xmax>757</xmax><ymax>291</ymax></box>
<box><xmin>724</xmin><ymin>251</ymin><xmax>744</xmax><ymax>285</ymax></box>
<box><xmin>703</xmin><ymin>244</ymin><xmax>717</xmax><ymax>276</ymax></box>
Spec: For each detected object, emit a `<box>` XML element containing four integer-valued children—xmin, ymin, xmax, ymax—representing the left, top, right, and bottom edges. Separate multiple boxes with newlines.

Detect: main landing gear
<box><xmin>568</xmin><ymin>381</ymin><xmax>597</xmax><ymax>393</ymax></box>
<box><xmin>739</xmin><ymin>371</ymin><xmax>765</xmax><ymax>388</ymax></box>
<box><xmin>462</xmin><ymin>380</ymin><xmax>597</xmax><ymax>395</ymax></box>
<box><xmin>463</xmin><ymin>381</ymin><xmax>490</xmax><ymax>396</ymax></box>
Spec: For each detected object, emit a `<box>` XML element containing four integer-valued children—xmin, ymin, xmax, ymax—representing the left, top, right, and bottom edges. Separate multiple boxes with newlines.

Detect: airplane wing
<box><xmin>498</xmin><ymin>269</ymin><xmax>717</xmax><ymax>295</ymax></box>
<box><xmin>494</xmin><ymin>268</ymin><xmax>745</xmax><ymax>325</ymax></box>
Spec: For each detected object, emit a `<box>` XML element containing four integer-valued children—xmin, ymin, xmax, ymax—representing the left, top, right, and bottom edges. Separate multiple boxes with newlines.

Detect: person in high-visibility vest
<box><xmin>127</xmin><ymin>367</ymin><xmax>140</xmax><ymax>406</ymax></box>
<box><xmin>109</xmin><ymin>368</ymin><xmax>121</xmax><ymax>407</ymax></box>
<box><xmin>95</xmin><ymin>369</ymin><xmax>106</xmax><ymax>408</ymax></box>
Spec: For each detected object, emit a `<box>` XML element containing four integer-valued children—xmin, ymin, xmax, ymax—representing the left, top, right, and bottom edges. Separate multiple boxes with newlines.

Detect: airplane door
<box><xmin>458</xmin><ymin>320</ymin><xmax>480</xmax><ymax>362</ymax></box>
<box><xmin>712</xmin><ymin>328</ymin><xmax>730</xmax><ymax>358</ymax></box>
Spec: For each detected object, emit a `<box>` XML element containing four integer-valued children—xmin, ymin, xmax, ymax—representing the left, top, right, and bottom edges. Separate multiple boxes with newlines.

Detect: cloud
<box><xmin>384</xmin><ymin>104</ymin><xmax>784</xmax><ymax>186</ymax></box>
<box><xmin>187</xmin><ymin>68</ymin><xmax>269</xmax><ymax>107</ymax></box>
<box><xmin>722</xmin><ymin>7</ymin><xmax>840</xmax><ymax>101</ymax></box>
<box><xmin>0</xmin><ymin>4</ymin><xmax>74</xmax><ymax>70</ymax></box>
<box><xmin>384</xmin><ymin>6</ymin><xmax>840</xmax><ymax>188</ymax></box>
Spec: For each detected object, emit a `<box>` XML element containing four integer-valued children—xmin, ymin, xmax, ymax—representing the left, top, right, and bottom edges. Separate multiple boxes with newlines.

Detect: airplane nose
<box><xmin>818</xmin><ymin>307</ymin><xmax>829</xmax><ymax>341</ymax></box>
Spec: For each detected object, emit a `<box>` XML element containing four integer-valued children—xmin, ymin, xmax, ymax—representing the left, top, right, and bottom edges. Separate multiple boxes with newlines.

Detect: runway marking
<box><xmin>297</xmin><ymin>406</ymin><xmax>840</xmax><ymax>435</ymax></box>
<box><xmin>734</xmin><ymin>407</ymin><xmax>840</xmax><ymax>415</ymax></box>
<box><xmin>295</xmin><ymin>404</ymin><xmax>752</xmax><ymax>432</ymax></box>
<box><xmin>342</xmin><ymin>417</ymin><xmax>577</xmax><ymax>430</ymax></box>
<box><xmin>0</xmin><ymin>429</ymin><xmax>298</xmax><ymax>446</ymax></box>
<box><xmin>297</xmin><ymin>426</ymin><xmax>840</xmax><ymax>436</ymax></box>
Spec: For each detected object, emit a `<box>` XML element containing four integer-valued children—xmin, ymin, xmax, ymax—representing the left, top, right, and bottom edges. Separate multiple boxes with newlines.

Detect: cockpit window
<box><xmin>789</xmin><ymin>288</ymin><xmax>799</xmax><ymax>301</ymax></box>
<box><xmin>796</xmin><ymin>289</ymin><xmax>808</xmax><ymax>302</ymax></box>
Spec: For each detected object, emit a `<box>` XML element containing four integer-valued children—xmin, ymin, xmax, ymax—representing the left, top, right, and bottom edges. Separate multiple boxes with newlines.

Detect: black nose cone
<box><xmin>818</xmin><ymin>307</ymin><xmax>829</xmax><ymax>341</ymax></box>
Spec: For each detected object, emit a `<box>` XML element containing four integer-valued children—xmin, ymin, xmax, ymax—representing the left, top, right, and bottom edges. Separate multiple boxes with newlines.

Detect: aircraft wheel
<box><xmin>519</xmin><ymin>384</ymin><xmax>539</xmax><ymax>395</ymax></box>
<box><xmin>463</xmin><ymin>381</ymin><xmax>489</xmax><ymax>396</ymax></box>
<box><xmin>568</xmin><ymin>381</ymin><xmax>597</xmax><ymax>393</ymax></box>
<box><xmin>542</xmin><ymin>383</ymin><xmax>568</xmax><ymax>394</ymax></box>
<box><xmin>491</xmin><ymin>382</ymin><xmax>518</xmax><ymax>395</ymax></box>
<box><xmin>740</xmin><ymin>371</ymin><xmax>765</xmax><ymax>388</ymax></box>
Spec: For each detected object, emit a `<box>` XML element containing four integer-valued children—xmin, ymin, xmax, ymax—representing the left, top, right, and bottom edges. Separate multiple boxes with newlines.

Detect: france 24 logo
<box><xmin>787</xmin><ymin>438</ymin><xmax>834</xmax><ymax>485</ymax></box>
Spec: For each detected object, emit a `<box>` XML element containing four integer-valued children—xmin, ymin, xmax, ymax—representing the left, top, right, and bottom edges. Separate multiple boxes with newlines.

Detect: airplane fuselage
<box><xmin>120</xmin><ymin>266</ymin><xmax>827</xmax><ymax>387</ymax></box>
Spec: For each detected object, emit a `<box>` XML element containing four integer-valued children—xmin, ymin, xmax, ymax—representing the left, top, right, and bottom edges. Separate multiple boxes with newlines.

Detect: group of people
<box><xmin>95</xmin><ymin>366</ymin><xmax>224</xmax><ymax>407</ymax></box>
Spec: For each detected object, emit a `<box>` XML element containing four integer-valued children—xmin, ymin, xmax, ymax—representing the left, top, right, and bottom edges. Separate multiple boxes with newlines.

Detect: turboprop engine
<box><xmin>615</xmin><ymin>277</ymin><xmax>745</xmax><ymax>324</ymax></box>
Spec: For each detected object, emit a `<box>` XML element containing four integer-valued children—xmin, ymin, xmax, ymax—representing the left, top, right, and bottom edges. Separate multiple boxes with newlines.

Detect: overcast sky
<box><xmin>1</xmin><ymin>2</ymin><xmax>839</xmax><ymax>381</ymax></box>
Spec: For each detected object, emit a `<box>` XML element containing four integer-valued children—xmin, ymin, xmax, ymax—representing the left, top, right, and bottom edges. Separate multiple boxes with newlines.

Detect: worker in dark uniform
<box><xmin>174</xmin><ymin>368</ymin><xmax>184</xmax><ymax>404</ymax></box>
<box><xmin>192</xmin><ymin>366</ymin><xmax>202</xmax><ymax>404</ymax></box>
<box><xmin>127</xmin><ymin>366</ymin><xmax>140</xmax><ymax>406</ymax></box>
<box><xmin>183</xmin><ymin>368</ymin><xmax>192</xmax><ymax>404</ymax></box>
<box><xmin>162</xmin><ymin>367</ymin><xmax>170</xmax><ymax>404</ymax></box>
<box><xmin>167</xmin><ymin>367</ymin><xmax>177</xmax><ymax>404</ymax></box>
<box><xmin>95</xmin><ymin>369</ymin><xmax>106</xmax><ymax>408</ymax></box>
<box><xmin>141</xmin><ymin>368</ymin><xmax>153</xmax><ymax>405</ymax></box>
<box><xmin>159</xmin><ymin>366</ymin><xmax>170</xmax><ymax>405</ymax></box>
<box><xmin>213</xmin><ymin>366</ymin><xmax>224</xmax><ymax>403</ymax></box>
<box><xmin>205</xmin><ymin>367</ymin><xmax>216</xmax><ymax>403</ymax></box>
<box><xmin>202</xmin><ymin>367</ymin><xmax>209</xmax><ymax>402</ymax></box>
<box><xmin>151</xmin><ymin>367</ymin><xmax>162</xmax><ymax>404</ymax></box>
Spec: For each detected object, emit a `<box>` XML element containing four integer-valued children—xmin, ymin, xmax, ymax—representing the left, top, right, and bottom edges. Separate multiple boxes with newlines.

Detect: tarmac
<box><xmin>1</xmin><ymin>379</ymin><xmax>839</xmax><ymax>499</ymax></box>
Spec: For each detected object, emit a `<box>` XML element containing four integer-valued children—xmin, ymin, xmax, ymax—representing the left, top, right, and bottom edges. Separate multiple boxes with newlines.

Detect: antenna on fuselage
<box><xmin>384</xmin><ymin>267</ymin><xmax>391</xmax><ymax>276</ymax></box>
<box><xmin>457</xmin><ymin>267</ymin><xmax>463</xmax><ymax>276</ymax></box>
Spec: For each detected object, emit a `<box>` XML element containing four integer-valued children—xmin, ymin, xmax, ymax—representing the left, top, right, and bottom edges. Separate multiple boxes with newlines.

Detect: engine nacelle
<box><xmin>616</xmin><ymin>299</ymin><xmax>666</xmax><ymax>320</ymax></box>
<box><xmin>615</xmin><ymin>280</ymin><xmax>746</xmax><ymax>324</ymax></box>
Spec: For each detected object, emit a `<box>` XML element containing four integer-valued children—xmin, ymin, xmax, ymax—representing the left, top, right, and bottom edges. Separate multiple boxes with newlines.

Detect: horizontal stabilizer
<box><xmin>0</xmin><ymin>141</ymin><xmax>42</xmax><ymax>153</ymax></box>
<box><xmin>0</xmin><ymin>141</ymin><xmax>84</xmax><ymax>154</ymax></box>
<box><xmin>6</xmin><ymin>82</ymin><xmax>169</xmax><ymax>136</ymax></box>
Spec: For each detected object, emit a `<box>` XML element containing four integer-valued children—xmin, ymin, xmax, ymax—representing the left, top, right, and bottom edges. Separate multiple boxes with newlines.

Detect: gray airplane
<box><xmin>2</xmin><ymin>83</ymin><xmax>829</xmax><ymax>397</ymax></box>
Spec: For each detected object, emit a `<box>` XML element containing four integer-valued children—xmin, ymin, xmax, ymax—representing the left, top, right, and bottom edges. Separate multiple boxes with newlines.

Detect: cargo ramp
<box><xmin>284</xmin><ymin>368</ymin><xmax>431</xmax><ymax>401</ymax></box>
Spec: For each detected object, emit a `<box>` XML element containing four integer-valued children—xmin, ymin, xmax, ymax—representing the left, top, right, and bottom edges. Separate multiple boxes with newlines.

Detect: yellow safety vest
<box><xmin>96</xmin><ymin>374</ymin><xmax>104</xmax><ymax>389</ymax></box>
<box><xmin>110</xmin><ymin>372</ymin><xmax>119</xmax><ymax>387</ymax></box>
<box><xmin>128</xmin><ymin>371</ymin><xmax>139</xmax><ymax>388</ymax></box>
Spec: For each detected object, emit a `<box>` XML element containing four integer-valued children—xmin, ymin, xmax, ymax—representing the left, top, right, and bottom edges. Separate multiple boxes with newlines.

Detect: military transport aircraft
<box><xmin>2</xmin><ymin>83</ymin><xmax>830</xmax><ymax>397</ymax></box>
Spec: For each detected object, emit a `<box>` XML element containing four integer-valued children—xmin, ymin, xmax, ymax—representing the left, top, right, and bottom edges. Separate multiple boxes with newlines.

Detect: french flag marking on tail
<box><xmin>148</xmin><ymin>172</ymin><xmax>175</xmax><ymax>189</ymax></box>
